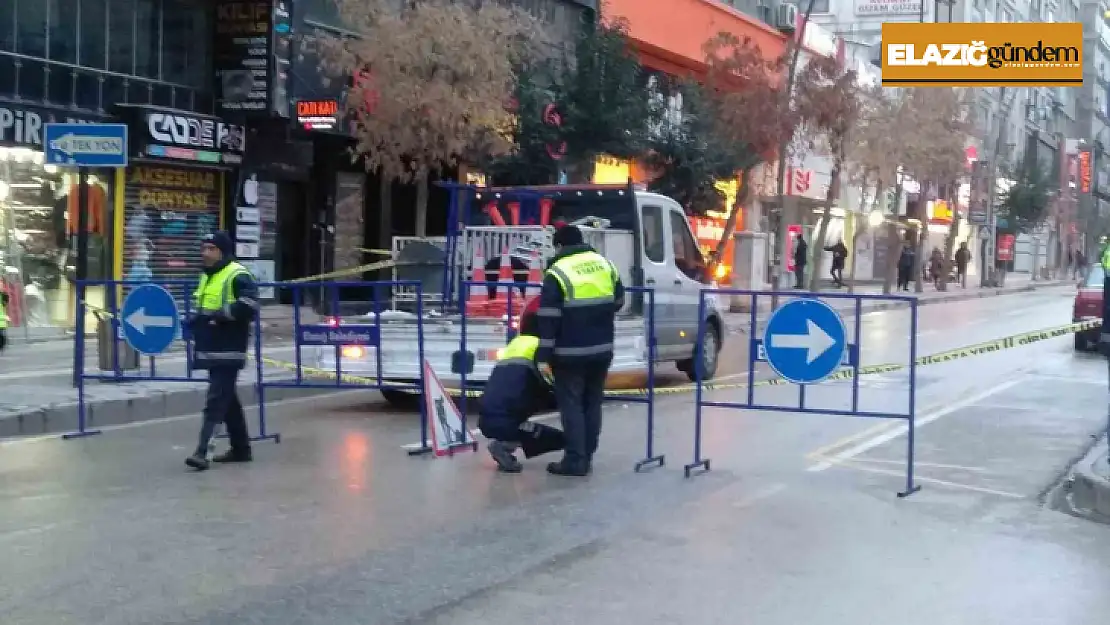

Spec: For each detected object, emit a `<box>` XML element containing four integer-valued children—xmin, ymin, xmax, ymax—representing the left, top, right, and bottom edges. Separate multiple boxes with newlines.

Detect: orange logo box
<box><xmin>881</xmin><ymin>22</ymin><xmax>1082</xmax><ymax>87</ymax></box>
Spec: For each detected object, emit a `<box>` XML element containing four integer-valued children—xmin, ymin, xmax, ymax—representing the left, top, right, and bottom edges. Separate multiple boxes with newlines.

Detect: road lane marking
<box><xmin>805</xmin><ymin>377</ymin><xmax>1023</xmax><ymax>473</ymax></box>
<box><xmin>818</xmin><ymin>457</ymin><xmax>1025</xmax><ymax>499</ymax></box>
<box><xmin>804</xmin><ymin>420</ymin><xmax>900</xmax><ymax>461</ymax></box>
<box><xmin>825</xmin><ymin>456</ymin><xmax>998</xmax><ymax>474</ymax></box>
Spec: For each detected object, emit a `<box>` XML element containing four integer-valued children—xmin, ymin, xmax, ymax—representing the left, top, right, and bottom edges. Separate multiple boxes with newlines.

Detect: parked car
<box><xmin>1072</xmin><ymin>264</ymin><xmax>1104</xmax><ymax>351</ymax></box>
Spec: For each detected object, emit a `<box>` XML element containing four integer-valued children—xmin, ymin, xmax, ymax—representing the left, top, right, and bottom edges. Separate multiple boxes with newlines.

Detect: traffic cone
<box><xmin>464</xmin><ymin>247</ymin><xmax>489</xmax><ymax>317</ymax></box>
<box><xmin>525</xmin><ymin>250</ymin><xmax>543</xmax><ymax>298</ymax></box>
<box><xmin>489</xmin><ymin>247</ymin><xmax>514</xmax><ymax>317</ymax></box>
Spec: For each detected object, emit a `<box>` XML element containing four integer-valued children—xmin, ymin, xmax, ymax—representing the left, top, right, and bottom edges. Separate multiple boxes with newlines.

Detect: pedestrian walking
<box><xmin>824</xmin><ymin>239</ymin><xmax>848</xmax><ymax>288</ymax></box>
<box><xmin>536</xmin><ymin>224</ymin><xmax>624</xmax><ymax>477</ymax></box>
<box><xmin>479</xmin><ymin>297</ymin><xmax>565</xmax><ymax>473</ymax></box>
<box><xmin>896</xmin><ymin>244</ymin><xmax>914</xmax><ymax>291</ymax></box>
<box><xmin>185</xmin><ymin>232</ymin><xmax>260</xmax><ymax>471</ymax></box>
<box><xmin>955</xmin><ymin>241</ymin><xmax>971</xmax><ymax>288</ymax></box>
<box><xmin>793</xmin><ymin>235</ymin><xmax>808</xmax><ymax>289</ymax></box>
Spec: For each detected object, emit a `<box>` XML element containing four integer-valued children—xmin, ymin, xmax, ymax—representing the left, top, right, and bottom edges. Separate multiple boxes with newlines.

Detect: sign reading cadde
<box><xmin>882</xmin><ymin>22</ymin><xmax>1082</xmax><ymax>87</ymax></box>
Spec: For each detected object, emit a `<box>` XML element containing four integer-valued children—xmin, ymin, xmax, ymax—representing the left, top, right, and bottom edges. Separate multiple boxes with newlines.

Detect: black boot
<box><xmin>546</xmin><ymin>459</ymin><xmax>589</xmax><ymax>477</ymax></box>
<box><xmin>185</xmin><ymin>453</ymin><xmax>210</xmax><ymax>471</ymax></box>
<box><xmin>212</xmin><ymin>449</ymin><xmax>252</xmax><ymax>463</ymax></box>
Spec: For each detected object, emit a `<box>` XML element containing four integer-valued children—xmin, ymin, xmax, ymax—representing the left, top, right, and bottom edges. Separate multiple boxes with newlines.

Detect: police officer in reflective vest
<box><xmin>480</xmin><ymin>297</ymin><xmax>565</xmax><ymax>472</ymax></box>
<box><xmin>536</xmin><ymin>224</ymin><xmax>624</xmax><ymax>476</ymax></box>
<box><xmin>185</xmin><ymin>232</ymin><xmax>260</xmax><ymax>471</ymax></box>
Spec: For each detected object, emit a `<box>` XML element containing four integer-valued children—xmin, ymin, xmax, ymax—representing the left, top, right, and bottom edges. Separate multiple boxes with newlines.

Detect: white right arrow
<box><xmin>770</xmin><ymin>319</ymin><xmax>836</xmax><ymax>364</ymax></box>
<box><xmin>125</xmin><ymin>308</ymin><xmax>175</xmax><ymax>335</ymax></box>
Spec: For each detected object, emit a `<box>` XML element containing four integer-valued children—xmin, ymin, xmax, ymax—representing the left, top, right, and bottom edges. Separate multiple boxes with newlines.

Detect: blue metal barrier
<box><xmin>686</xmin><ymin>288</ymin><xmax>920</xmax><ymax>498</ymax></box>
<box><xmin>260</xmin><ymin>280</ymin><xmax>433</xmax><ymax>455</ymax></box>
<box><xmin>457</xmin><ymin>280</ymin><xmax>660</xmax><ymax>471</ymax></box>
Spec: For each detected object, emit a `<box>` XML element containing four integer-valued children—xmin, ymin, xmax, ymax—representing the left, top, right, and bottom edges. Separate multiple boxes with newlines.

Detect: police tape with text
<box><xmin>261</xmin><ymin>319</ymin><xmax>1104</xmax><ymax>399</ymax></box>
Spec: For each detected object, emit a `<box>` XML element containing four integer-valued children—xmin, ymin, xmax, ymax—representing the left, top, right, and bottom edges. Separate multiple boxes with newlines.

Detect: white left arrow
<box><xmin>125</xmin><ymin>308</ymin><xmax>175</xmax><ymax>335</ymax></box>
<box><xmin>770</xmin><ymin>318</ymin><xmax>836</xmax><ymax>364</ymax></box>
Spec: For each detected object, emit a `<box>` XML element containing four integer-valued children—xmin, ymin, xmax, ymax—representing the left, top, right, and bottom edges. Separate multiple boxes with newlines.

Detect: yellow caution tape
<box><xmin>258</xmin><ymin>319</ymin><xmax>1104</xmax><ymax>399</ymax></box>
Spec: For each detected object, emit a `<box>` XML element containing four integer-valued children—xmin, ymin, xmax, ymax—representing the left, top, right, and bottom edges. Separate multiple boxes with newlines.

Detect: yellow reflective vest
<box><xmin>194</xmin><ymin>261</ymin><xmax>251</xmax><ymax>317</ymax></box>
<box><xmin>498</xmin><ymin>335</ymin><xmax>539</xmax><ymax>366</ymax></box>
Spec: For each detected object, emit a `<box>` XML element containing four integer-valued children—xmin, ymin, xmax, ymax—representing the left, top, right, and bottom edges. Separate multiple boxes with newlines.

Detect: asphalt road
<box><xmin>3</xmin><ymin>285</ymin><xmax>1109</xmax><ymax>625</ymax></box>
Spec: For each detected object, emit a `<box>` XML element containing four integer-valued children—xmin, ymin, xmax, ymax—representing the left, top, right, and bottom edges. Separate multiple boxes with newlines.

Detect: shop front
<box><xmin>113</xmin><ymin>105</ymin><xmax>246</xmax><ymax>306</ymax></box>
<box><xmin>0</xmin><ymin>101</ymin><xmax>115</xmax><ymax>330</ymax></box>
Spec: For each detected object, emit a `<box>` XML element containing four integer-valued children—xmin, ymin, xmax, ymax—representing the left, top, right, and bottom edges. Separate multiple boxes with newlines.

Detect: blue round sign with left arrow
<box><xmin>121</xmin><ymin>285</ymin><xmax>180</xmax><ymax>355</ymax></box>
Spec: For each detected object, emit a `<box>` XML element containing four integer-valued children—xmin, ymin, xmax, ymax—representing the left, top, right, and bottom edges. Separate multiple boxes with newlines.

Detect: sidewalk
<box><xmin>722</xmin><ymin>275</ymin><xmax>1071</xmax><ymax>334</ymax></box>
<box><xmin>1065</xmin><ymin>435</ymin><xmax>1110</xmax><ymax>522</ymax></box>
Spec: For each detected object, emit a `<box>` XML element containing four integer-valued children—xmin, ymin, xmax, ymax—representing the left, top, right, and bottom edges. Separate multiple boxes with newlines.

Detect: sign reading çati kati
<box><xmin>881</xmin><ymin>22</ymin><xmax>1083</xmax><ymax>87</ymax></box>
<box><xmin>296</xmin><ymin>99</ymin><xmax>339</xmax><ymax>130</ymax></box>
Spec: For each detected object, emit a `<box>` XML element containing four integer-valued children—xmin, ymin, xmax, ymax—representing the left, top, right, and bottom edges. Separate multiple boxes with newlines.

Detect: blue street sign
<box><xmin>121</xmin><ymin>285</ymin><xmax>180</xmax><ymax>355</ymax></box>
<box><xmin>761</xmin><ymin>298</ymin><xmax>848</xmax><ymax>385</ymax></box>
<box><xmin>297</xmin><ymin>324</ymin><xmax>380</xmax><ymax>346</ymax></box>
<box><xmin>44</xmin><ymin>123</ymin><xmax>128</xmax><ymax>168</ymax></box>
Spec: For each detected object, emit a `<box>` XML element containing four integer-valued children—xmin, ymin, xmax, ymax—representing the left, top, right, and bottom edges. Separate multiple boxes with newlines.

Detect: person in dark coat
<box><xmin>954</xmin><ymin>242</ymin><xmax>971</xmax><ymax>288</ymax></box>
<box><xmin>185</xmin><ymin>232</ymin><xmax>260</xmax><ymax>471</ymax></box>
<box><xmin>536</xmin><ymin>224</ymin><xmax>624</xmax><ymax>476</ymax></box>
<box><xmin>479</xmin><ymin>297</ymin><xmax>565</xmax><ymax>472</ymax></box>
<box><xmin>793</xmin><ymin>235</ymin><xmax>808</xmax><ymax>289</ymax></box>
<box><xmin>896</xmin><ymin>244</ymin><xmax>915</xmax><ymax>291</ymax></box>
<box><xmin>824</xmin><ymin>239</ymin><xmax>848</xmax><ymax>288</ymax></box>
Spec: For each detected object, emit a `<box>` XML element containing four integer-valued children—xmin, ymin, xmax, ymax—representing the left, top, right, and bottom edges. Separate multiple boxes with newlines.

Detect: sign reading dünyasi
<box><xmin>881</xmin><ymin>22</ymin><xmax>1082</xmax><ymax>87</ymax></box>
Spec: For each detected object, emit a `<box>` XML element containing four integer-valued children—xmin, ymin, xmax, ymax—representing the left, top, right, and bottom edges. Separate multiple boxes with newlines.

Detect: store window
<box><xmin>15</xmin><ymin>0</ymin><xmax>48</xmax><ymax>59</ymax></box>
<box><xmin>0</xmin><ymin>147</ymin><xmax>114</xmax><ymax>328</ymax></box>
<box><xmin>47</xmin><ymin>0</ymin><xmax>79</xmax><ymax>64</ymax></box>
<box><xmin>79</xmin><ymin>0</ymin><xmax>109</xmax><ymax>70</ymax></box>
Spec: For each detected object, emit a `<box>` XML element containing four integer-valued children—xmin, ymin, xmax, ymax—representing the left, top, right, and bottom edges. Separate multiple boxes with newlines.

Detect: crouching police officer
<box><xmin>185</xmin><ymin>232</ymin><xmax>260</xmax><ymax>471</ymax></box>
<box><xmin>479</xmin><ymin>297</ymin><xmax>565</xmax><ymax>472</ymax></box>
<box><xmin>536</xmin><ymin>224</ymin><xmax>623</xmax><ymax>477</ymax></box>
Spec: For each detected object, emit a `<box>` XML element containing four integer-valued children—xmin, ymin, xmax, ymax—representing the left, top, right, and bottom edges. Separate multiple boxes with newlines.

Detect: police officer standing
<box><xmin>536</xmin><ymin>224</ymin><xmax>624</xmax><ymax>476</ymax></box>
<box><xmin>185</xmin><ymin>232</ymin><xmax>259</xmax><ymax>471</ymax></box>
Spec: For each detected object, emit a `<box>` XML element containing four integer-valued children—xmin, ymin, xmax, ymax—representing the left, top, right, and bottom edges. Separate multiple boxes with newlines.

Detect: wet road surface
<box><xmin>3</xmin><ymin>285</ymin><xmax>1109</xmax><ymax>625</ymax></box>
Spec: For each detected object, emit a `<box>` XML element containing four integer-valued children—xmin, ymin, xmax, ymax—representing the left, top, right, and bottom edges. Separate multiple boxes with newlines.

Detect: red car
<box><xmin>1073</xmin><ymin>265</ymin><xmax>1104</xmax><ymax>351</ymax></box>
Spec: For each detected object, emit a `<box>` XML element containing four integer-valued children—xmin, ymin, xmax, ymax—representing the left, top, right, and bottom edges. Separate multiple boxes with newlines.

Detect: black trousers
<box><xmin>195</xmin><ymin>367</ymin><xmax>250</xmax><ymax>455</ymax></box>
<box><xmin>794</xmin><ymin>267</ymin><xmax>805</xmax><ymax>288</ymax></box>
<box><xmin>552</xmin><ymin>358</ymin><xmax>610</xmax><ymax>467</ymax></box>
<box><xmin>0</xmin><ymin>329</ymin><xmax>6</xmax><ymax>351</ymax></box>
<box><xmin>478</xmin><ymin>413</ymin><xmax>565</xmax><ymax>458</ymax></box>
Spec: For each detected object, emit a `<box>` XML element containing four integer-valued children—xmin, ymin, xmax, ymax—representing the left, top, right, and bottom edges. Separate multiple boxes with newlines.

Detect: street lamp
<box><xmin>868</xmin><ymin>209</ymin><xmax>885</xmax><ymax>228</ymax></box>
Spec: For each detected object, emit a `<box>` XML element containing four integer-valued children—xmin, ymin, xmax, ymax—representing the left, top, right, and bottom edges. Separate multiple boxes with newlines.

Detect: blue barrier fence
<box><xmin>687</xmin><ymin>289</ymin><xmax>921</xmax><ymax>497</ymax></box>
<box><xmin>456</xmin><ymin>281</ymin><xmax>662</xmax><ymax>471</ymax></box>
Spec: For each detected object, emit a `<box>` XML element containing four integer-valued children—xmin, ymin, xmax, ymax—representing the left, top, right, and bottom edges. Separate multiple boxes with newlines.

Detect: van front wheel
<box><xmin>677</xmin><ymin>323</ymin><xmax>720</xmax><ymax>382</ymax></box>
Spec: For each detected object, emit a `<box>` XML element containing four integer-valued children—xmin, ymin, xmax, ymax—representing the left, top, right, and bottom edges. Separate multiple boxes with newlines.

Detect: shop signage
<box><xmin>0</xmin><ymin>103</ymin><xmax>107</xmax><ymax>149</ymax></box>
<box><xmin>124</xmin><ymin>107</ymin><xmax>246</xmax><ymax>166</ymax></box>
<box><xmin>215</xmin><ymin>0</ymin><xmax>294</xmax><ymax>119</ymax></box>
<box><xmin>785</xmin><ymin>167</ymin><xmax>813</xmax><ymax>196</ymax></box>
<box><xmin>996</xmin><ymin>234</ymin><xmax>1015</xmax><ymax>262</ymax></box>
<box><xmin>1079</xmin><ymin>149</ymin><xmax>1092</xmax><ymax>194</ymax></box>
<box><xmin>296</xmin><ymin>99</ymin><xmax>339</xmax><ymax>131</ymax></box>
<box><xmin>855</xmin><ymin>0</ymin><xmax>922</xmax><ymax>15</ymax></box>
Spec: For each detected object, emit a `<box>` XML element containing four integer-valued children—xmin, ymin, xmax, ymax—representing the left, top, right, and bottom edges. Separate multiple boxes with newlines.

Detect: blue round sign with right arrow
<box><xmin>121</xmin><ymin>285</ymin><xmax>180</xmax><ymax>355</ymax></box>
<box><xmin>761</xmin><ymin>298</ymin><xmax>848</xmax><ymax>385</ymax></box>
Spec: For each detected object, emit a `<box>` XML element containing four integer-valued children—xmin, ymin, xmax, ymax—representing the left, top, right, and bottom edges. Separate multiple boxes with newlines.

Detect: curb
<box><xmin>0</xmin><ymin>382</ymin><xmax>343</xmax><ymax>439</ymax></box>
<box><xmin>726</xmin><ymin>282</ymin><xmax>1067</xmax><ymax>334</ymax></box>
<box><xmin>1068</xmin><ymin>441</ymin><xmax>1110</xmax><ymax>521</ymax></box>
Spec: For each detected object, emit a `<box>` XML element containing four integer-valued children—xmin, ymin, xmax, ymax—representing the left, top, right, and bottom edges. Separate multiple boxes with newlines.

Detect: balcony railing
<box><xmin>0</xmin><ymin>50</ymin><xmax>213</xmax><ymax>115</ymax></box>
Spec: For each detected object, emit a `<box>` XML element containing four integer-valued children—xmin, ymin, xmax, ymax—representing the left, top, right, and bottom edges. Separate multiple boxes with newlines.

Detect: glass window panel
<box><xmin>16</xmin><ymin>0</ymin><xmax>49</xmax><ymax>58</ymax></box>
<box><xmin>79</xmin><ymin>0</ymin><xmax>108</xmax><ymax>69</ymax></box>
<box><xmin>152</xmin><ymin>82</ymin><xmax>173</xmax><ymax>107</ymax></box>
<box><xmin>135</xmin><ymin>0</ymin><xmax>160</xmax><ymax>79</ymax></box>
<box><xmin>74</xmin><ymin>69</ymin><xmax>101</xmax><ymax>110</ymax></box>
<box><xmin>163</xmin><ymin>0</ymin><xmax>212</xmax><ymax>88</ymax></box>
<box><xmin>46</xmin><ymin>66</ymin><xmax>74</xmax><ymax>105</ymax></box>
<box><xmin>108</xmin><ymin>0</ymin><xmax>135</xmax><ymax>75</ymax></box>
<box><xmin>48</xmin><ymin>0</ymin><xmax>78</xmax><ymax>63</ymax></box>
<box><xmin>127</xmin><ymin>79</ymin><xmax>152</xmax><ymax>105</ymax></box>
<box><xmin>19</xmin><ymin>57</ymin><xmax>47</xmax><ymax>101</ymax></box>
<box><xmin>2</xmin><ymin>2</ymin><xmax>16</xmax><ymax>52</ymax></box>
<box><xmin>0</xmin><ymin>56</ymin><xmax>16</xmax><ymax>98</ymax></box>
<box><xmin>102</xmin><ymin>73</ymin><xmax>126</xmax><ymax>108</ymax></box>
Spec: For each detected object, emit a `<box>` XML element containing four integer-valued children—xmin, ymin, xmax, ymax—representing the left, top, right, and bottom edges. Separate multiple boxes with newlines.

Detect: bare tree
<box><xmin>318</xmin><ymin>0</ymin><xmax>542</xmax><ymax>236</ymax></box>
<box><xmin>793</xmin><ymin>56</ymin><xmax>861</xmax><ymax>292</ymax></box>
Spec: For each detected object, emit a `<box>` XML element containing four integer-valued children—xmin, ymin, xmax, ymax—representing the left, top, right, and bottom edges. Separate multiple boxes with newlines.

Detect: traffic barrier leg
<box><xmin>634</xmin><ymin>287</ymin><xmax>664</xmax><ymax>472</ymax></box>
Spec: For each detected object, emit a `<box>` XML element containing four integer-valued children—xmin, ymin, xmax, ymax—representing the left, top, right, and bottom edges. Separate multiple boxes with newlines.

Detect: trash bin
<box><xmin>96</xmin><ymin>312</ymin><xmax>139</xmax><ymax>371</ymax></box>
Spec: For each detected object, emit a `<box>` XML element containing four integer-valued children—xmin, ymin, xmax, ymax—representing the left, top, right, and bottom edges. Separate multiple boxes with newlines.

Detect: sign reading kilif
<box><xmin>296</xmin><ymin>100</ymin><xmax>339</xmax><ymax>131</ymax></box>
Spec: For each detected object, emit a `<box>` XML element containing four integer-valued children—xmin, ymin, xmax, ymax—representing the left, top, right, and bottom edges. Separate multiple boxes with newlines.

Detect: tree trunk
<box><xmin>912</xmin><ymin>186</ymin><xmax>927</xmax><ymax>294</ymax></box>
<box><xmin>714</xmin><ymin>167</ymin><xmax>754</xmax><ymax>261</ymax></box>
<box><xmin>881</xmin><ymin>182</ymin><xmax>904</xmax><ymax>295</ymax></box>
<box><xmin>414</xmin><ymin>166</ymin><xmax>429</xmax><ymax>237</ymax></box>
<box><xmin>771</xmin><ymin>0</ymin><xmax>817</xmax><ymax>297</ymax></box>
<box><xmin>807</xmin><ymin>153</ymin><xmax>842</xmax><ymax>292</ymax></box>
<box><xmin>939</xmin><ymin>185</ymin><xmax>959</xmax><ymax>292</ymax></box>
